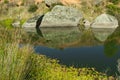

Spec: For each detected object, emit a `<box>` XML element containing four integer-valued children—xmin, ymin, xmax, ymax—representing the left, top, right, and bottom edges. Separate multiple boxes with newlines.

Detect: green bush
<box><xmin>4</xmin><ymin>0</ymin><xmax>9</xmax><ymax>4</ymax></box>
<box><xmin>108</xmin><ymin>0</ymin><xmax>120</xmax><ymax>4</ymax></box>
<box><xmin>106</xmin><ymin>4</ymin><xmax>120</xmax><ymax>16</ymax></box>
<box><xmin>28</xmin><ymin>4</ymin><xmax>38</xmax><ymax>13</ymax></box>
<box><xmin>0</xmin><ymin>19</ymin><xmax>14</xmax><ymax>28</ymax></box>
<box><xmin>26</xmin><ymin>54</ymin><xmax>108</xmax><ymax>80</ymax></box>
<box><xmin>0</xmin><ymin>28</ymin><xmax>32</xmax><ymax>80</ymax></box>
<box><xmin>20</xmin><ymin>19</ymin><xmax>26</xmax><ymax>26</ymax></box>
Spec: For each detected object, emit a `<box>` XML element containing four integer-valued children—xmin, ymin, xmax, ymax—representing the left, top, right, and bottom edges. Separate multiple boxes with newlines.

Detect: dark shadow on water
<box><xmin>104</xmin><ymin>26</ymin><xmax>120</xmax><ymax>57</ymax></box>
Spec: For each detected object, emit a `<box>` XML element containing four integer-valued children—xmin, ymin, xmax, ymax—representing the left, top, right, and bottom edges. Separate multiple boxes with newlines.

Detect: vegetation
<box><xmin>4</xmin><ymin>0</ymin><xmax>9</xmax><ymax>4</ymax></box>
<box><xmin>106</xmin><ymin>4</ymin><xmax>120</xmax><ymax>16</ymax></box>
<box><xmin>28</xmin><ymin>4</ymin><xmax>38</xmax><ymax>13</ymax></box>
<box><xmin>0</xmin><ymin>0</ymin><xmax>119</xmax><ymax>79</ymax></box>
<box><xmin>0</xmin><ymin>0</ymin><xmax>119</xmax><ymax>22</ymax></box>
<box><xmin>108</xmin><ymin>0</ymin><xmax>120</xmax><ymax>4</ymax></box>
<box><xmin>0</xmin><ymin>19</ymin><xmax>14</xmax><ymax>28</ymax></box>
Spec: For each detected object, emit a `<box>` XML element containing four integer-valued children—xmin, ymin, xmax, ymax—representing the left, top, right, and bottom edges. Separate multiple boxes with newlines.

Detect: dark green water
<box><xmin>34</xmin><ymin>45</ymin><xmax>120</xmax><ymax>75</ymax></box>
<box><xmin>34</xmin><ymin>27</ymin><xmax>120</xmax><ymax>75</ymax></box>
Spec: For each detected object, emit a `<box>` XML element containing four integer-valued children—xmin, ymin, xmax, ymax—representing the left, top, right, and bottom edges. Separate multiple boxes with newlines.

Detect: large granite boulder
<box><xmin>23</xmin><ymin>5</ymin><xmax>83</xmax><ymax>34</ymax></box>
<box><xmin>40</xmin><ymin>5</ymin><xmax>83</xmax><ymax>27</ymax></box>
<box><xmin>40</xmin><ymin>5</ymin><xmax>83</xmax><ymax>34</ymax></box>
<box><xmin>91</xmin><ymin>13</ymin><xmax>119</xmax><ymax>41</ymax></box>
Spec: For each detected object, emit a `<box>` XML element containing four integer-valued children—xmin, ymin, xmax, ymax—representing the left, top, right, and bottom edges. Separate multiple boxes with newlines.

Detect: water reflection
<box><xmin>92</xmin><ymin>28</ymin><xmax>116</xmax><ymax>42</ymax></box>
<box><xmin>34</xmin><ymin>45</ymin><xmax>120</xmax><ymax>75</ymax></box>
<box><xmin>104</xmin><ymin>26</ymin><xmax>120</xmax><ymax>57</ymax></box>
<box><xmin>32</xmin><ymin>26</ymin><xmax>120</xmax><ymax>75</ymax></box>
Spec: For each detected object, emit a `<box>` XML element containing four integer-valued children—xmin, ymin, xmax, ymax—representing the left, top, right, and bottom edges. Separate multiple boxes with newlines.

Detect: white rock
<box><xmin>91</xmin><ymin>13</ymin><xmax>119</xmax><ymax>42</ymax></box>
<box><xmin>91</xmin><ymin>13</ymin><xmax>118</xmax><ymax>28</ymax></box>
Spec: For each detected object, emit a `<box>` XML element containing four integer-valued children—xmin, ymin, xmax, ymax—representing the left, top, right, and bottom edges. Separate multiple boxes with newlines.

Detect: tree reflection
<box><xmin>104</xmin><ymin>26</ymin><xmax>120</xmax><ymax>57</ymax></box>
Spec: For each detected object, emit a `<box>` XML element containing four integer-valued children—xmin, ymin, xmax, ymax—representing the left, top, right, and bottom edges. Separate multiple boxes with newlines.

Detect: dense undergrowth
<box><xmin>0</xmin><ymin>28</ymin><xmax>110</xmax><ymax>80</ymax></box>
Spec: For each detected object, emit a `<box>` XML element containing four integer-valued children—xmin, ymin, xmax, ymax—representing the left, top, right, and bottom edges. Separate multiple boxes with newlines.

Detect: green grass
<box><xmin>0</xmin><ymin>19</ymin><xmax>14</xmax><ymax>28</ymax></box>
<box><xmin>27</xmin><ymin>54</ymin><xmax>108</xmax><ymax>80</ymax></box>
<box><xmin>0</xmin><ymin>28</ymin><xmax>31</xmax><ymax>80</ymax></box>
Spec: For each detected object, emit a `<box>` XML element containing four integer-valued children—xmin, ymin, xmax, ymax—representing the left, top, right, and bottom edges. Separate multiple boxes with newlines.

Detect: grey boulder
<box><xmin>40</xmin><ymin>5</ymin><xmax>83</xmax><ymax>34</ymax></box>
<box><xmin>91</xmin><ymin>13</ymin><xmax>118</xmax><ymax>41</ymax></box>
<box><xmin>40</xmin><ymin>5</ymin><xmax>83</xmax><ymax>27</ymax></box>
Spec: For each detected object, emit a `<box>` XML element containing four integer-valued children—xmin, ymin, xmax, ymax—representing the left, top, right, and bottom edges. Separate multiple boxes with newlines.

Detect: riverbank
<box><xmin>0</xmin><ymin>28</ymin><xmax>112</xmax><ymax>80</ymax></box>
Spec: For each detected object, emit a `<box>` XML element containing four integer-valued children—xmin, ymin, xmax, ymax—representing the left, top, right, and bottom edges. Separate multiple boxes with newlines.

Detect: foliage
<box><xmin>108</xmin><ymin>0</ymin><xmax>120</xmax><ymax>4</ymax></box>
<box><xmin>0</xmin><ymin>28</ymin><xmax>32</xmax><ymax>80</ymax></box>
<box><xmin>0</xmin><ymin>19</ymin><xmax>14</xmax><ymax>28</ymax></box>
<box><xmin>4</xmin><ymin>0</ymin><xmax>9</xmax><ymax>4</ymax></box>
<box><xmin>26</xmin><ymin>54</ymin><xmax>108</xmax><ymax>80</ymax></box>
<box><xmin>106</xmin><ymin>4</ymin><xmax>120</xmax><ymax>16</ymax></box>
<box><xmin>20</xmin><ymin>19</ymin><xmax>26</xmax><ymax>26</ymax></box>
<box><xmin>28</xmin><ymin>4</ymin><xmax>38</xmax><ymax>13</ymax></box>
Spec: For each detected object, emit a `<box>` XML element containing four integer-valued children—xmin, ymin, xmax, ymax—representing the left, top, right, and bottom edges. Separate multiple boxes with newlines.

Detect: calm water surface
<box><xmin>34</xmin><ymin>45</ymin><xmax>120</xmax><ymax>75</ymax></box>
<box><xmin>33</xmin><ymin>27</ymin><xmax>120</xmax><ymax>75</ymax></box>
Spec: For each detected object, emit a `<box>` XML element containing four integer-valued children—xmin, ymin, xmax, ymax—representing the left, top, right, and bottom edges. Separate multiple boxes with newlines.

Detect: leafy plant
<box><xmin>4</xmin><ymin>0</ymin><xmax>9</xmax><ymax>4</ymax></box>
<box><xmin>0</xmin><ymin>19</ymin><xmax>14</xmax><ymax>28</ymax></box>
<box><xmin>28</xmin><ymin>4</ymin><xmax>38</xmax><ymax>13</ymax></box>
<box><xmin>108</xmin><ymin>0</ymin><xmax>120</xmax><ymax>4</ymax></box>
<box><xmin>106</xmin><ymin>4</ymin><xmax>120</xmax><ymax>16</ymax></box>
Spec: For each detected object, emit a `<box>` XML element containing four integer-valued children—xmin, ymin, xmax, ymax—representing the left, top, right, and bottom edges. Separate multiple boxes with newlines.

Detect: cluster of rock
<box><xmin>22</xmin><ymin>5</ymin><xmax>83</xmax><ymax>33</ymax></box>
<box><xmin>21</xmin><ymin>5</ymin><xmax>119</xmax><ymax>41</ymax></box>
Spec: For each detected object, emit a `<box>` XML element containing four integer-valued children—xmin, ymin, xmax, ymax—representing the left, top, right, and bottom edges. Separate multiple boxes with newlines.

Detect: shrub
<box><xmin>0</xmin><ymin>19</ymin><xmax>14</xmax><ymax>28</ymax></box>
<box><xmin>106</xmin><ymin>4</ymin><xmax>120</xmax><ymax>16</ymax></box>
<box><xmin>20</xmin><ymin>19</ymin><xmax>26</xmax><ymax>26</ymax></box>
<box><xmin>0</xmin><ymin>28</ymin><xmax>32</xmax><ymax>80</ymax></box>
<box><xmin>28</xmin><ymin>4</ymin><xmax>38</xmax><ymax>13</ymax></box>
<box><xmin>4</xmin><ymin>0</ymin><xmax>9</xmax><ymax>4</ymax></box>
<box><xmin>108</xmin><ymin>0</ymin><xmax>120</xmax><ymax>4</ymax></box>
<box><xmin>26</xmin><ymin>54</ymin><xmax>108</xmax><ymax>80</ymax></box>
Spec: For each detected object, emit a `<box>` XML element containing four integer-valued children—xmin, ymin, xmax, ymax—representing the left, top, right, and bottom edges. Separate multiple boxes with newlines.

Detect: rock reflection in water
<box><xmin>92</xmin><ymin>28</ymin><xmax>116</xmax><ymax>42</ymax></box>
